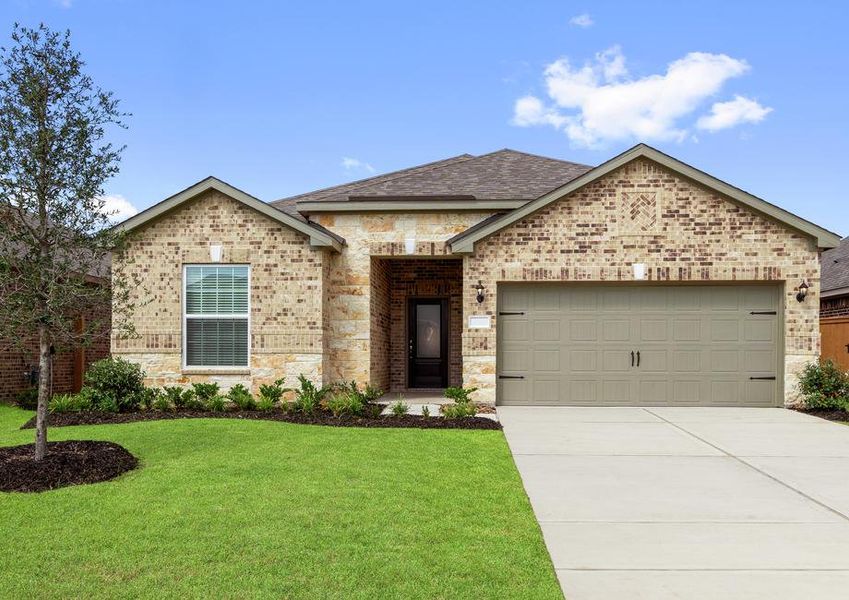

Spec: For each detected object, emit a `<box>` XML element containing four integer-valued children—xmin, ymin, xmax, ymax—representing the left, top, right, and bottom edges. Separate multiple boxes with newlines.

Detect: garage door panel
<box><xmin>497</xmin><ymin>284</ymin><xmax>781</xmax><ymax>407</ymax></box>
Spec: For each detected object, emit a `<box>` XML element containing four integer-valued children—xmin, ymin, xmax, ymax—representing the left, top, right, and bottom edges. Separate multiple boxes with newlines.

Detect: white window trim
<box><xmin>182</xmin><ymin>263</ymin><xmax>251</xmax><ymax>371</ymax></box>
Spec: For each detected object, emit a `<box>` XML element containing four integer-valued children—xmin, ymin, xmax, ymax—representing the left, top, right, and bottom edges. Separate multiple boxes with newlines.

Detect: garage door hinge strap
<box><xmin>749</xmin><ymin>311</ymin><xmax>777</xmax><ymax>315</ymax></box>
<box><xmin>749</xmin><ymin>376</ymin><xmax>776</xmax><ymax>380</ymax></box>
<box><xmin>498</xmin><ymin>311</ymin><xmax>525</xmax><ymax>316</ymax></box>
<box><xmin>498</xmin><ymin>375</ymin><xmax>524</xmax><ymax>379</ymax></box>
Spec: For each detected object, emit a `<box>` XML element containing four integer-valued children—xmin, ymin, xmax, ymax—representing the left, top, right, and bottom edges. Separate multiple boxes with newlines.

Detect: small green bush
<box><xmin>258</xmin><ymin>378</ymin><xmax>286</xmax><ymax>405</ymax></box>
<box><xmin>207</xmin><ymin>395</ymin><xmax>226</xmax><ymax>412</ymax></box>
<box><xmin>325</xmin><ymin>392</ymin><xmax>365</xmax><ymax>417</ymax></box>
<box><xmin>798</xmin><ymin>359</ymin><xmax>849</xmax><ymax>410</ymax></box>
<box><xmin>15</xmin><ymin>387</ymin><xmax>39</xmax><ymax>410</ymax></box>
<box><xmin>182</xmin><ymin>388</ymin><xmax>206</xmax><ymax>410</ymax></box>
<box><xmin>256</xmin><ymin>395</ymin><xmax>275</xmax><ymax>411</ymax></box>
<box><xmin>228</xmin><ymin>384</ymin><xmax>256</xmax><ymax>410</ymax></box>
<box><xmin>292</xmin><ymin>374</ymin><xmax>330</xmax><ymax>415</ymax></box>
<box><xmin>390</xmin><ymin>399</ymin><xmax>409</xmax><ymax>416</ymax></box>
<box><xmin>421</xmin><ymin>405</ymin><xmax>430</xmax><ymax>418</ymax></box>
<box><xmin>134</xmin><ymin>387</ymin><xmax>161</xmax><ymax>411</ymax></box>
<box><xmin>152</xmin><ymin>394</ymin><xmax>172</xmax><ymax>412</ymax></box>
<box><xmin>163</xmin><ymin>386</ymin><xmax>186</xmax><ymax>408</ymax></box>
<box><xmin>48</xmin><ymin>392</ymin><xmax>92</xmax><ymax>413</ymax></box>
<box><xmin>84</xmin><ymin>357</ymin><xmax>145</xmax><ymax>412</ymax></box>
<box><xmin>441</xmin><ymin>401</ymin><xmax>478</xmax><ymax>418</ymax></box>
<box><xmin>444</xmin><ymin>386</ymin><xmax>478</xmax><ymax>404</ymax></box>
<box><xmin>192</xmin><ymin>382</ymin><xmax>220</xmax><ymax>402</ymax></box>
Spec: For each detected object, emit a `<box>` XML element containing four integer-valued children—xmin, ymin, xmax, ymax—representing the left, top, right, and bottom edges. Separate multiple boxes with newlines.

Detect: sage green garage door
<box><xmin>497</xmin><ymin>284</ymin><xmax>782</xmax><ymax>407</ymax></box>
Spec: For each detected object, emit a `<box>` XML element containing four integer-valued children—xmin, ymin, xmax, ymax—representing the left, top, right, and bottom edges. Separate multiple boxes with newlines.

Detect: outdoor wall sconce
<box><xmin>795</xmin><ymin>280</ymin><xmax>809</xmax><ymax>302</ymax></box>
<box><xmin>475</xmin><ymin>281</ymin><xmax>485</xmax><ymax>304</ymax></box>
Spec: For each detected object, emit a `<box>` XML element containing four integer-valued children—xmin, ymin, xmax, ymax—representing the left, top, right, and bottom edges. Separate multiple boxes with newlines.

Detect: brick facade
<box><xmin>113</xmin><ymin>190</ymin><xmax>327</xmax><ymax>393</ymax></box>
<box><xmin>463</xmin><ymin>158</ymin><xmax>820</xmax><ymax>405</ymax></box>
<box><xmin>822</xmin><ymin>295</ymin><xmax>849</xmax><ymax>318</ymax></box>
<box><xmin>116</xmin><ymin>156</ymin><xmax>825</xmax><ymax>407</ymax></box>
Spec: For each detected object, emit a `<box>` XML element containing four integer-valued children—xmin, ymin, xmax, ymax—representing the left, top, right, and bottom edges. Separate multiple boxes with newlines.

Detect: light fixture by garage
<box><xmin>795</xmin><ymin>280</ymin><xmax>809</xmax><ymax>302</ymax></box>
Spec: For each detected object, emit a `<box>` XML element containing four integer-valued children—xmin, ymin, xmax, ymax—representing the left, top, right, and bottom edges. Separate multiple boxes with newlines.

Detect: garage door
<box><xmin>497</xmin><ymin>284</ymin><xmax>782</xmax><ymax>407</ymax></box>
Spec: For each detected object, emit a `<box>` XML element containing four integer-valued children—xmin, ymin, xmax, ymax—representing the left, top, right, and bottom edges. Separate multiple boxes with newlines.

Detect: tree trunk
<box><xmin>34</xmin><ymin>325</ymin><xmax>52</xmax><ymax>461</ymax></box>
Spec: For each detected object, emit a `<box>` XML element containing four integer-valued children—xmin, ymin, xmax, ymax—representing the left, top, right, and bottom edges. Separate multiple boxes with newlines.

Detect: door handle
<box><xmin>636</xmin><ymin>351</ymin><xmax>641</xmax><ymax>367</ymax></box>
<box><xmin>631</xmin><ymin>351</ymin><xmax>635</xmax><ymax>367</ymax></box>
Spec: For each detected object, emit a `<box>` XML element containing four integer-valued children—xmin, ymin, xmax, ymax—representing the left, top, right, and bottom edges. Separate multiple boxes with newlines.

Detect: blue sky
<box><xmin>4</xmin><ymin>0</ymin><xmax>848</xmax><ymax>234</ymax></box>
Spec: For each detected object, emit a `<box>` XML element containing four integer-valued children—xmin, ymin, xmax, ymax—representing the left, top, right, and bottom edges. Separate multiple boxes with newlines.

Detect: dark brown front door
<box><xmin>408</xmin><ymin>298</ymin><xmax>448</xmax><ymax>388</ymax></box>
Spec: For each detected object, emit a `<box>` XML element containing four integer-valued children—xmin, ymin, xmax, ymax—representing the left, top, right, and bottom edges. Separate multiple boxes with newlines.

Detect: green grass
<box><xmin>0</xmin><ymin>405</ymin><xmax>561</xmax><ymax>599</ymax></box>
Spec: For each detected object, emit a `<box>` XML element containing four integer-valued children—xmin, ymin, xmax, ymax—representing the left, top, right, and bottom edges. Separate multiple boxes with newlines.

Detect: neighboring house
<box><xmin>113</xmin><ymin>144</ymin><xmax>840</xmax><ymax>407</ymax></box>
<box><xmin>820</xmin><ymin>237</ymin><xmax>849</xmax><ymax>369</ymax></box>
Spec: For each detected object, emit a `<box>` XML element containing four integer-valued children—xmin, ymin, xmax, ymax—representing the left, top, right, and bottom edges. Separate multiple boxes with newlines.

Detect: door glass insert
<box><xmin>416</xmin><ymin>304</ymin><xmax>441</xmax><ymax>358</ymax></box>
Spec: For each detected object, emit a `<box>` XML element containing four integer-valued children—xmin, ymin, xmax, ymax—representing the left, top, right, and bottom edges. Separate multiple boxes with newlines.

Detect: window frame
<box><xmin>182</xmin><ymin>263</ymin><xmax>251</xmax><ymax>370</ymax></box>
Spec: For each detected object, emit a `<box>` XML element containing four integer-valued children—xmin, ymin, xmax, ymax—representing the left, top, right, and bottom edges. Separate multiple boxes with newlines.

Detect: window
<box><xmin>183</xmin><ymin>265</ymin><xmax>250</xmax><ymax>368</ymax></box>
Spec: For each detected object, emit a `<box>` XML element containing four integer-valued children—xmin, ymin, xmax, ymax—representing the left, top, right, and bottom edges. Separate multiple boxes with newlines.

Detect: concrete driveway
<box><xmin>498</xmin><ymin>406</ymin><xmax>849</xmax><ymax>600</ymax></box>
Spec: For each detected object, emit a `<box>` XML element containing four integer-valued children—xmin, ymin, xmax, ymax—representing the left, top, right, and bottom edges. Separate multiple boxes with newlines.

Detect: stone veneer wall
<box><xmin>112</xmin><ymin>190</ymin><xmax>327</xmax><ymax>393</ymax></box>
<box><xmin>463</xmin><ymin>158</ymin><xmax>821</xmax><ymax>406</ymax></box>
<box><xmin>386</xmin><ymin>258</ymin><xmax>463</xmax><ymax>392</ymax></box>
<box><xmin>313</xmin><ymin>212</ymin><xmax>494</xmax><ymax>386</ymax></box>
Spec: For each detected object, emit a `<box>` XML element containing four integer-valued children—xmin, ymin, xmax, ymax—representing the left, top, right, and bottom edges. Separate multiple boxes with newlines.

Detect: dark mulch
<box><xmin>792</xmin><ymin>407</ymin><xmax>849</xmax><ymax>423</ymax></box>
<box><xmin>21</xmin><ymin>408</ymin><xmax>502</xmax><ymax>431</ymax></box>
<box><xmin>0</xmin><ymin>440</ymin><xmax>138</xmax><ymax>493</ymax></box>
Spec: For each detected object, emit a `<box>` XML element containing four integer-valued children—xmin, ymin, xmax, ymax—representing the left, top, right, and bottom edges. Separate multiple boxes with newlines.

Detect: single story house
<box><xmin>820</xmin><ymin>236</ymin><xmax>849</xmax><ymax>369</ymax></box>
<box><xmin>113</xmin><ymin>143</ymin><xmax>840</xmax><ymax>407</ymax></box>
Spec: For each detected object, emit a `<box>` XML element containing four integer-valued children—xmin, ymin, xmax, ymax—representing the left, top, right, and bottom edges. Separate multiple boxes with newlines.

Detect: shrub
<box><xmin>444</xmin><ymin>386</ymin><xmax>478</xmax><ymax>404</ymax></box>
<box><xmin>84</xmin><ymin>357</ymin><xmax>145</xmax><ymax>412</ymax></box>
<box><xmin>292</xmin><ymin>374</ymin><xmax>330</xmax><ymax>415</ymax></box>
<box><xmin>228</xmin><ymin>384</ymin><xmax>256</xmax><ymax>410</ymax></box>
<box><xmin>15</xmin><ymin>387</ymin><xmax>39</xmax><ymax>410</ymax></box>
<box><xmin>152</xmin><ymin>394</ymin><xmax>172</xmax><ymax>412</ymax></box>
<box><xmin>440</xmin><ymin>402</ymin><xmax>478</xmax><ymax>418</ymax></box>
<box><xmin>163</xmin><ymin>386</ymin><xmax>186</xmax><ymax>408</ymax></box>
<box><xmin>192</xmin><ymin>382</ymin><xmax>220</xmax><ymax>403</ymax></box>
<box><xmin>48</xmin><ymin>392</ymin><xmax>92</xmax><ymax>413</ymax></box>
<box><xmin>421</xmin><ymin>405</ymin><xmax>430</xmax><ymax>418</ymax></box>
<box><xmin>258</xmin><ymin>378</ymin><xmax>286</xmax><ymax>405</ymax></box>
<box><xmin>207</xmin><ymin>395</ymin><xmax>226</xmax><ymax>412</ymax></box>
<box><xmin>798</xmin><ymin>359</ymin><xmax>849</xmax><ymax>410</ymax></box>
<box><xmin>182</xmin><ymin>389</ymin><xmax>206</xmax><ymax>410</ymax></box>
<box><xmin>256</xmin><ymin>395</ymin><xmax>275</xmax><ymax>411</ymax></box>
<box><xmin>325</xmin><ymin>392</ymin><xmax>365</xmax><ymax>417</ymax></box>
<box><xmin>134</xmin><ymin>387</ymin><xmax>162</xmax><ymax>411</ymax></box>
<box><xmin>390</xmin><ymin>399</ymin><xmax>409</xmax><ymax>416</ymax></box>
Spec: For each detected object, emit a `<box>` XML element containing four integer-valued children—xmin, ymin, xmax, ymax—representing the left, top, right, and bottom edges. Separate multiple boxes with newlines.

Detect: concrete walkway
<box><xmin>498</xmin><ymin>406</ymin><xmax>849</xmax><ymax>600</ymax></box>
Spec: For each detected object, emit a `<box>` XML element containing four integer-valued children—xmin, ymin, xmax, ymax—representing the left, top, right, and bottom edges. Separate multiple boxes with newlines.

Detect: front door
<box><xmin>408</xmin><ymin>298</ymin><xmax>448</xmax><ymax>388</ymax></box>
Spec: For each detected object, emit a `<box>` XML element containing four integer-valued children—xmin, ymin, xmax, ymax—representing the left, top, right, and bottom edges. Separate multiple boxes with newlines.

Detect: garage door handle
<box><xmin>749</xmin><ymin>376</ymin><xmax>776</xmax><ymax>380</ymax></box>
<box><xmin>498</xmin><ymin>375</ymin><xmax>524</xmax><ymax>380</ymax></box>
<box><xmin>750</xmin><ymin>311</ymin><xmax>777</xmax><ymax>315</ymax></box>
<box><xmin>631</xmin><ymin>351</ymin><xmax>635</xmax><ymax>367</ymax></box>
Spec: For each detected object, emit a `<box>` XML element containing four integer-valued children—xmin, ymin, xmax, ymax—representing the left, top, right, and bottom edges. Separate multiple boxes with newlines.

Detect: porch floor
<box><xmin>378</xmin><ymin>390</ymin><xmax>451</xmax><ymax>405</ymax></box>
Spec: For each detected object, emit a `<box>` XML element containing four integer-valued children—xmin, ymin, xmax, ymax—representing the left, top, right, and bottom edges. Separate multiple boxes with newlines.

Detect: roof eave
<box><xmin>449</xmin><ymin>143</ymin><xmax>842</xmax><ymax>253</ymax></box>
<box><xmin>115</xmin><ymin>176</ymin><xmax>344</xmax><ymax>252</ymax></box>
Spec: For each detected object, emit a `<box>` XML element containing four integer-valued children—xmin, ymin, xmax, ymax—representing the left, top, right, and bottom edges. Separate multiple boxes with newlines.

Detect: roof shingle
<box><xmin>822</xmin><ymin>237</ymin><xmax>849</xmax><ymax>292</ymax></box>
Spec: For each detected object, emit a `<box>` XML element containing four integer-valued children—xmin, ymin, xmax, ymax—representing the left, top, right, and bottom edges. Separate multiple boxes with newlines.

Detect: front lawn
<box><xmin>0</xmin><ymin>405</ymin><xmax>561</xmax><ymax>599</ymax></box>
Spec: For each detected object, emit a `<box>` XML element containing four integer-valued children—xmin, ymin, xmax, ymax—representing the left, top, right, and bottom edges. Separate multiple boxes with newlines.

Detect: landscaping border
<box><xmin>21</xmin><ymin>408</ymin><xmax>502</xmax><ymax>430</ymax></box>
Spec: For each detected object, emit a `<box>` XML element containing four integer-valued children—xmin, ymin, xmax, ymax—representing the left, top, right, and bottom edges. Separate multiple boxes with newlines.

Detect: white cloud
<box><xmin>98</xmin><ymin>194</ymin><xmax>138</xmax><ymax>223</ymax></box>
<box><xmin>55</xmin><ymin>0</ymin><xmax>73</xmax><ymax>8</ymax></box>
<box><xmin>696</xmin><ymin>95</ymin><xmax>773</xmax><ymax>131</ymax></box>
<box><xmin>341</xmin><ymin>157</ymin><xmax>375</xmax><ymax>173</ymax></box>
<box><xmin>512</xmin><ymin>46</ymin><xmax>770</xmax><ymax>148</ymax></box>
<box><xmin>569</xmin><ymin>13</ymin><xmax>594</xmax><ymax>28</ymax></box>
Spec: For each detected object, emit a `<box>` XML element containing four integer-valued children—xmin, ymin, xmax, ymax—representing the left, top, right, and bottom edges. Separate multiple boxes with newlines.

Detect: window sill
<box><xmin>182</xmin><ymin>368</ymin><xmax>251</xmax><ymax>376</ymax></box>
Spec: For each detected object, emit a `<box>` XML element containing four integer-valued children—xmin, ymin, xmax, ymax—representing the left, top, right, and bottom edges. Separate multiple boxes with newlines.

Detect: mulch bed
<box><xmin>792</xmin><ymin>407</ymin><xmax>849</xmax><ymax>423</ymax></box>
<box><xmin>0</xmin><ymin>440</ymin><xmax>138</xmax><ymax>493</ymax></box>
<box><xmin>21</xmin><ymin>408</ymin><xmax>501</xmax><ymax>431</ymax></box>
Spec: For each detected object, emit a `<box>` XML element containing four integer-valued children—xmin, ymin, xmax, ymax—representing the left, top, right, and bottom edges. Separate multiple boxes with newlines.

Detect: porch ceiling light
<box><xmin>475</xmin><ymin>281</ymin><xmax>485</xmax><ymax>304</ymax></box>
<box><xmin>795</xmin><ymin>280</ymin><xmax>809</xmax><ymax>302</ymax></box>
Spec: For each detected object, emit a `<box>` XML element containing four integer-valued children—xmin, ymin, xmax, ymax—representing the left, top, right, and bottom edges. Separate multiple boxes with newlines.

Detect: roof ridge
<box><xmin>473</xmin><ymin>147</ymin><xmax>593</xmax><ymax>169</ymax></box>
<box><xmin>272</xmin><ymin>153</ymin><xmax>475</xmax><ymax>205</ymax></box>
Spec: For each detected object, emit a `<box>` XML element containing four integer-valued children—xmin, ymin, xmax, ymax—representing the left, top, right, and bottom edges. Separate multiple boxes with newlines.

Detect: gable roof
<box><xmin>115</xmin><ymin>176</ymin><xmax>344</xmax><ymax>251</ymax></box>
<box><xmin>822</xmin><ymin>236</ymin><xmax>849</xmax><ymax>295</ymax></box>
<box><xmin>273</xmin><ymin>149</ymin><xmax>592</xmax><ymax>213</ymax></box>
<box><xmin>448</xmin><ymin>143</ymin><xmax>842</xmax><ymax>253</ymax></box>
